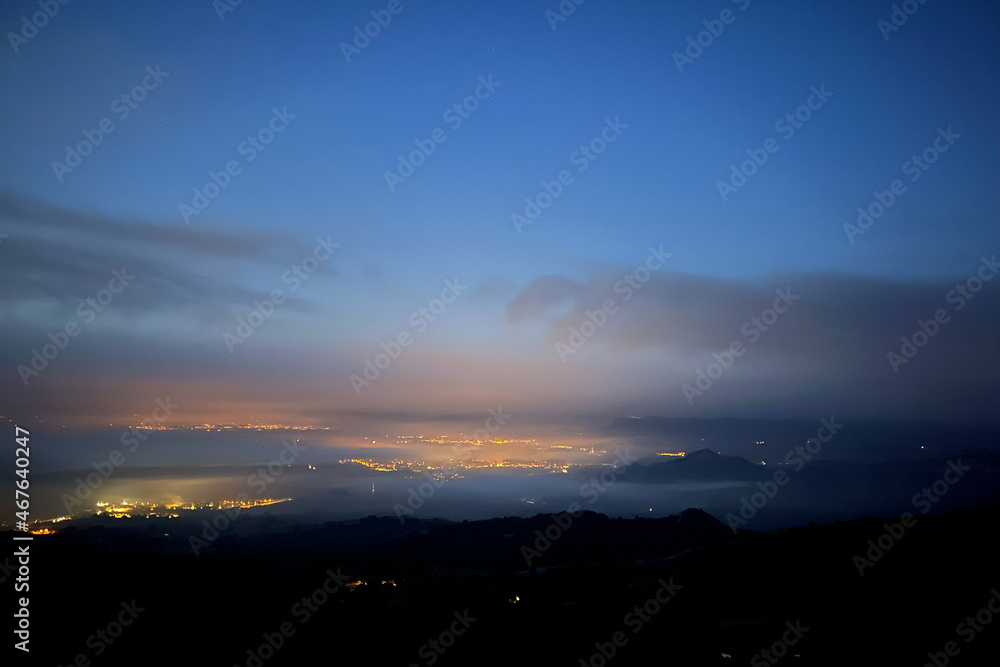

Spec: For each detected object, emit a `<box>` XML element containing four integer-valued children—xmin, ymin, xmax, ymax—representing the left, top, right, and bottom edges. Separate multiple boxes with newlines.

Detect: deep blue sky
<box><xmin>1</xmin><ymin>0</ymin><xmax>998</xmax><ymax>429</ymax></box>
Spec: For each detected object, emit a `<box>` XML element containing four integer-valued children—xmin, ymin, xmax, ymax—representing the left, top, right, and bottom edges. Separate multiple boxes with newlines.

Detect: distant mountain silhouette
<box><xmin>628</xmin><ymin>448</ymin><xmax>766</xmax><ymax>482</ymax></box>
<box><xmin>608</xmin><ymin>415</ymin><xmax>1000</xmax><ymax>464</ymax></box>
<box><xmin>674</xmin><ymin>448</ymin><xmax>763</xmax><ymax>478</ymax></box>
<box><xmin>616</xmin><ymin>445</ymin><xmax>1000</xmax><ymax>530</ymax></box>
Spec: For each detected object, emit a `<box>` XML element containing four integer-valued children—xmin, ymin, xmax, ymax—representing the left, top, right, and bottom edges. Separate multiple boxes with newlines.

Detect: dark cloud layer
<box><xmin>0</xmin><ymin>191</ymin><xmax>324</xmax><ymax>321</ymax></box>
<box><xmin>505</xmin><ymin>264</ymin><xmax>1000</xmax><ymax>424</ymax></box>
<box><xmin>0</xmin><ymin>191</ymin><xmax>282</xmax><ymax>259</ymax></box>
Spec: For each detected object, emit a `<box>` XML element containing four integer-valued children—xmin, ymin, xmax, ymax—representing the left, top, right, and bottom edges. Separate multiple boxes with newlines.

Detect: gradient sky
<box><xmin>1</xmin><ymin>0</ymin><xmax>998</xmax><ymax>431</ymax></box>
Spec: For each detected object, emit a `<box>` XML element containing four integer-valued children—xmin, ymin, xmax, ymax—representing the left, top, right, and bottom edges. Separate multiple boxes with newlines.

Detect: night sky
<box><xmin>2</xmin><ymin>0</ymin><xmax>998</xmax><ymax>436</ymax></box>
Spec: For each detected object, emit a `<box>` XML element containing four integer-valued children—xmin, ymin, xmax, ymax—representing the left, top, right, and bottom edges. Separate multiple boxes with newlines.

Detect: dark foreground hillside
<box><xmin>9</xmin><ymin>506</ymin><xmax>999</xmax><ymax>666</ymax></box>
